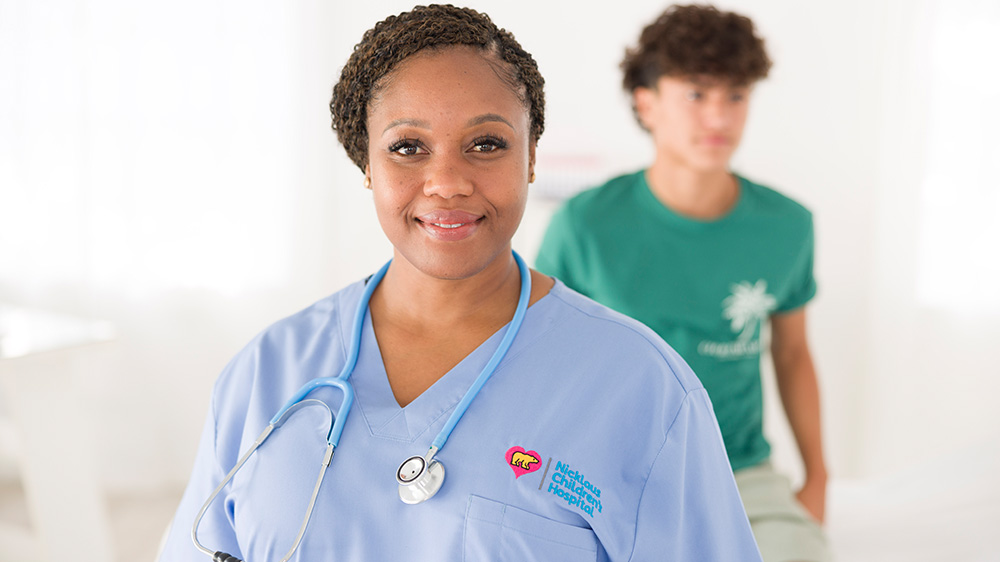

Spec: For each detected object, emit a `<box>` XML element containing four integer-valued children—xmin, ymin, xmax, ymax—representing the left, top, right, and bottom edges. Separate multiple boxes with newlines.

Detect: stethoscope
<box><xmin>192</xmin><ymin>251</ymin><xmax>531</xmax><ymax>562</ymax></box>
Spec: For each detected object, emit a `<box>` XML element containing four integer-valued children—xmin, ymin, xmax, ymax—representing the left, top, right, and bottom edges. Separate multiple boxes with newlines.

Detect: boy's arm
<box><xmin>771</xmin><ymin>307</ymin><xmax>827</xmax><ymax>523</ymax></box>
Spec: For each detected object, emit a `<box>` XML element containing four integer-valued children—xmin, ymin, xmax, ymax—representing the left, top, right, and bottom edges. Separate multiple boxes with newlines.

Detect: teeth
<box><xmin>432</xmin><ymin>223</ymin><xmax>464</xmax><ymax>229</ymax></box>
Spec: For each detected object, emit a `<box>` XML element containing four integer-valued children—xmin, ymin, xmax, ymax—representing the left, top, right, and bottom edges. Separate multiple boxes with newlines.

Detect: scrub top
<box><xmin>160</xmin><ymin>278</ymin><xmax>762</xmax><ymax>561</ymax></box>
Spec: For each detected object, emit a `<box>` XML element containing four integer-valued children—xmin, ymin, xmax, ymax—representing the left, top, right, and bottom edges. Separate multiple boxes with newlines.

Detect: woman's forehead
<box><xmin>368</xmin><ymin>47</ymin><xmax>530</xmax><ymax>131</ymax></box>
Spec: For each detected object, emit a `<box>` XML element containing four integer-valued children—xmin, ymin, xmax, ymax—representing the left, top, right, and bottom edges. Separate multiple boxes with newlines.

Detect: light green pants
<box><xmin>734</xmin><ymin>463</ymin><xmax>831</xmax><ymax>562</ymax></box>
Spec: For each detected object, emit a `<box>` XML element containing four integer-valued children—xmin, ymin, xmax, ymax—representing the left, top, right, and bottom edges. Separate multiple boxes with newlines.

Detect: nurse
<box><xmin>159</xmin><ymin>5</ymin><xmax>762</xmax><ymax>561</ymax></box>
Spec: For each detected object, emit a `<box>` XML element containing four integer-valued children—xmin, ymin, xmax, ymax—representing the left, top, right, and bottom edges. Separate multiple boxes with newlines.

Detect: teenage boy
<box><xmin>536</xmin><ymin>5</ymin><xmax>829</xmax><ymax>561</ymax></box>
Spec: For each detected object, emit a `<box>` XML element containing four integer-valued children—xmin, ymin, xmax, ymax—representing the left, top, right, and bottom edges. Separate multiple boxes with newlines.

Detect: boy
<box><xmin>536</xmin><ymin>5</ymin><xmax>829</xmax><ymax>561</ymax></box>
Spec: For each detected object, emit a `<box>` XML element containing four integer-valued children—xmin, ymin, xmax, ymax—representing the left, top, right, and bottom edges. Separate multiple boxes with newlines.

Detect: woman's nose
<box><xmin>422</xmin><ymin>156</ymin><xmax>474</xmax><ymax>198</ymax></box>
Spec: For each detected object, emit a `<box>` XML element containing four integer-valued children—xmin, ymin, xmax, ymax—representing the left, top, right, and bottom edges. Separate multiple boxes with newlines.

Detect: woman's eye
<box><xmin>685</xmin><ymin>90</ymin><xmax>703</xmax><ymax>101</ymax></box>
<box><xmin>730</xmin><ymin>93</ymin><xmax>746</xmax><ymax>102</ymax></box>
<box><xmin>470</xmin><ymin>136</ymin><xmax>508</xmax><ymax>153</ymax></box>
<box><xmin>388</xmin><ymin>139</ymin><xmax>423</xmax><ymax>156</ymax></box>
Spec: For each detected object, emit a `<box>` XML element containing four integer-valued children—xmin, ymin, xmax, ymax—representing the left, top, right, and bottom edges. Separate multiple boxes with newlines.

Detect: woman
<box><xmin>160</xmin><ymin>5</ymin><xmax>761</xmax><ymax>561</ymax></box>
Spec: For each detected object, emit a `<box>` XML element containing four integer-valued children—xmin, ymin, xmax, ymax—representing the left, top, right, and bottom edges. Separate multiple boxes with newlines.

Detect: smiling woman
<box><xmin>157</xmin><ymin>5</ymin><xmax>762</xmax><ymax>562</ymax></box>
<box><xmin>367</xmin><ymin>47</ymin><xmax>533</xmax><ymax>283</ymax></box>
<box><xmin>364</xmin><ymin>46</ymin><xmax>540</xmax><ymax>409</ymax></box>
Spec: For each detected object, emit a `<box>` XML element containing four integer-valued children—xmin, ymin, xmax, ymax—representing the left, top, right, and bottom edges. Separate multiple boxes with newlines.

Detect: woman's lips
<box><xmin>416</xmin><ymin>210</ymin><xmax>483</xmax><ymax>241</ymax></box>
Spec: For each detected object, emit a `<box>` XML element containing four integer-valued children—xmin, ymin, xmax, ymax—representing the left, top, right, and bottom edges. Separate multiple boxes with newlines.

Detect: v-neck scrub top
<box><xmin>160</xmin><ymin>279</ymin><xmax>762</xmax><ymax>561</ymax></box>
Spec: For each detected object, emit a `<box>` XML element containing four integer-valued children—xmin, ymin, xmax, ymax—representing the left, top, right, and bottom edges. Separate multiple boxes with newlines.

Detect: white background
<box><xmin>1</xmin><ymin>0</ymin><xmax>998</xmax><ymax>559</ymax></box>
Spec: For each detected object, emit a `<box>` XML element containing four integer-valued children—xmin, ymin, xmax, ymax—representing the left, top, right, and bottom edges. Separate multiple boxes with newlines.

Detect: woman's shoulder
<box><xmin>206</xmin><ymin>279</ymin><xmax>369</xmax><ymax>444</ymax></box>
<box><xmin>274</xmin><ymin>280</ymin><xmax>365</xmax><ymax>334</ymax></box>
<box><xmin>507</xmin><ymin>279</ymin><xmax>709</xmax><ymax>454</ymax></box>
<box><xmin>531</xmin><ymin>280</ymin><xmax>703</xmax><ymax>395</ymax></box>
<box><xmin>211</xmin><ymin>280</ymin><xmax>366</xmax><ymax>396</ymax></box>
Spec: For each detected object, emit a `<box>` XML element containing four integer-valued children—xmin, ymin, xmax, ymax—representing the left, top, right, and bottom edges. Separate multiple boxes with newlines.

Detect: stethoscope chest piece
<box><xmin>396</xmin><ymin>453</ymin><xmax>445</xmax><ymax>504</ymax></box>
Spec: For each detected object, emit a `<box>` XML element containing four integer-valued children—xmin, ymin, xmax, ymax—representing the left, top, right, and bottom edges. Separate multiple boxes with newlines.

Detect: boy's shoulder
<box><xmin>737</xmin><ymin>174</ymin><xmax>813</xmax><ymax>222</ymax></box>
<box><xmin>558</xmin><ymin>170</ymin><xmax>645</xmax><ymax>220</ymax></box>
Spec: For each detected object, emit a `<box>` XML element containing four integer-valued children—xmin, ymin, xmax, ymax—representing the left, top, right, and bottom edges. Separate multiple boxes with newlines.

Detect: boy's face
<box><xmin>634</xmin><ymin>75</ymin><xmax>751</xmax><ymax>173</ymax></box>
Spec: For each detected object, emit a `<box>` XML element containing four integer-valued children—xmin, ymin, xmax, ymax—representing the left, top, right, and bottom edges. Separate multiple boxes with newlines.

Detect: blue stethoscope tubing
<box><xmin>192</xmin><ymin>251</ymin><xmax>531</xmax><ymax>562</ymax></box>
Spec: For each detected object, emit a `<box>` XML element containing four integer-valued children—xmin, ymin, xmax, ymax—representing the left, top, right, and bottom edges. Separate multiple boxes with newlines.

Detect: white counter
<box><xmin>0</xmin><ymin>304</ymin><xmax>117</xmax><ymax>562</ymax></box>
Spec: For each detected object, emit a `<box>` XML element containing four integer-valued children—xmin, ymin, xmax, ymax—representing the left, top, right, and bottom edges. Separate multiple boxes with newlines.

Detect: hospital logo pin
<box><xmin>505</xmin><ymin>446</ymin><xmax>542</xmax><ymax>479</ymax></box>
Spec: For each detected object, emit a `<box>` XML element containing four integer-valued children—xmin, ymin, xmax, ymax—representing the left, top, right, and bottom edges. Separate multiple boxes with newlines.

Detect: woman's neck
<box><xmin>366</xmin><ymin>251</ymin><xmax>553</xmax><ymax>407</ymax></box>
<box><xmin>370</xmin><ymin>252</ymin><xmax>523</xmax><ymax>334</ymax></box>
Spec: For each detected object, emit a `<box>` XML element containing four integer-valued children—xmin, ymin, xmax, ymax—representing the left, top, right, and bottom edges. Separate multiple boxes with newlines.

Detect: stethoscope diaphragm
<box><xmin>396</xmin><ymin>453</ymin><xmax>446</xmax><ymax>504</ymax></box>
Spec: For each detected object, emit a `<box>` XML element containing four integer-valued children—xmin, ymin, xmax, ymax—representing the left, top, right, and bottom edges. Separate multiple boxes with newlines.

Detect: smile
<box><xmin>416</xmin><ymin>214</ymin><xmax>482</xmax><ymax>242</ymax></box>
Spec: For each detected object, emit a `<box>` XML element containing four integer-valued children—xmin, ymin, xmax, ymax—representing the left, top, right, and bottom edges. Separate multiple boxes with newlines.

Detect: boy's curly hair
<box><xmin>622</xmin><ymin>4</ymin><xmax>771</xmax><ymax>93</ymax></box>
<box><xmin>330</xmin><ymin>4</ymin><xmax>545</xmax><ymax>172</ymax></box>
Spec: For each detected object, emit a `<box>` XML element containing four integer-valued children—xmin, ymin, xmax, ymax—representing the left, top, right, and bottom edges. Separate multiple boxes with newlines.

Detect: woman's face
<box><xmin>366</xmin><ymin>46</ymin><xmax>535</xmax><ymax>281</ymax></box>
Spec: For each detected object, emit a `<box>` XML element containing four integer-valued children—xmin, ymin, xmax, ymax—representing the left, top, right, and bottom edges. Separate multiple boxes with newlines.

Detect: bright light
<box><xmin>915</xmin><ymin>5</ymin><xmax>1000</xmax><ymax>312</ymax></box>
<box><xmin>0</xmin><ymin>1</ymin><xmax>297</xmax><ymax>298</ymax></box>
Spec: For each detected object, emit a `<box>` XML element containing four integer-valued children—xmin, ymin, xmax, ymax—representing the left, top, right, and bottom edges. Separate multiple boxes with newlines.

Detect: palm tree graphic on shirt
<box><xmin>722</xmin><ymin>280</ymin><xmax>777</xmax><ymax>342</ymax></box>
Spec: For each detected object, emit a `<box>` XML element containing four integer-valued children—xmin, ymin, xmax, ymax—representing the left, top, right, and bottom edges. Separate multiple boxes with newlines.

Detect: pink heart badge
<box><xmin>506</xmin><ymin>446</ymin><xmax>542</xmax><ymax>479</ymax></box>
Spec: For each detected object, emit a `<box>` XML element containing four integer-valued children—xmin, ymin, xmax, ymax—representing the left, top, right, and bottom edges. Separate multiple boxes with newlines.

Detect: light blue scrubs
<box><xmin>160</xmin><ymin>279</ymin><xmax>762</xmax><ymax>561</ymax></box>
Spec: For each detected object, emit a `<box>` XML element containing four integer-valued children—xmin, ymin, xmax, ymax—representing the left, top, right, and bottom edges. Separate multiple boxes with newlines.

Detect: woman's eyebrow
<box><xmin>383</xmin><ymin>118</ymin><xmax>431</xmax><ymax>134</ymax></box>
<box><xmin>468</xmin><ymin>113</ymin><xmax>515</xmax><ymax>130</ymax></box>
<box><xmin>382</xmin><ymin>114</ymin><xmax>516</xmax><ymax>135</ymax></box>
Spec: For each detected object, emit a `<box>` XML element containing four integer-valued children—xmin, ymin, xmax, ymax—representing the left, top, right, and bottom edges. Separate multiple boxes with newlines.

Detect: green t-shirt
<box><xmin>535</xmin><ymin>170</ymin><xmax>816</xmax><ymax>470</ymax></box>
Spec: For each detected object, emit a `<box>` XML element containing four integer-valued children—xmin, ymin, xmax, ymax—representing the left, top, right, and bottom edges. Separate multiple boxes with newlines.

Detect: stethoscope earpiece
<box><xmin>397</xmin><ymin>451</ymin><xmax>446</xmax><ymax>504</ymax></box>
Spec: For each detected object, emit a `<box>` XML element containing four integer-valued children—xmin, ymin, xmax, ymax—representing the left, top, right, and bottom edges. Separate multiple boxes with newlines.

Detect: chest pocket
<box><xmin>464</xmin><ymin>495</ymin><xmax>599</xmax><ymax>562</ymax></box>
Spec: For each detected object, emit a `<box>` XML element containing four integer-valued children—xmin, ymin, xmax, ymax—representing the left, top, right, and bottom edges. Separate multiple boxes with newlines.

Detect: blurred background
<box><xmin>1</xmin><ymin>0</ymin><xmax>998</xmax><ymax>560</ymax></box>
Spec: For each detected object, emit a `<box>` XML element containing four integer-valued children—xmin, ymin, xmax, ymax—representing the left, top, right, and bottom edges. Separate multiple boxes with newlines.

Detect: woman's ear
<box><xmin>363</xmin><ymin>165</ymin><xmax>372</xmax><ymax>190</ymax></box>
<box><xmin>528</xmin><ymin>141</ymin><xmax>536</xmax><ymax>184</ymax></box>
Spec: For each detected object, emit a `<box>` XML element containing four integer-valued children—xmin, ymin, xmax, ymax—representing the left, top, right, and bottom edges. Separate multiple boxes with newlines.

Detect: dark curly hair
<box><xmin>330</xmin><ymin>4</ymin><xmax>545</xmax><ymax>172</ymax></box>
<box><xmin>622</xmin><ymin>4</ymin><xmax>771</xmax><ymax>93</ymax></box>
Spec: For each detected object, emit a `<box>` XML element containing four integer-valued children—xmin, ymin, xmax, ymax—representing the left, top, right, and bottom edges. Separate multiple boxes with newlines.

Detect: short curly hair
<box><xmin>621</xmin><ymin>4</ymin><xmax>772</xmax><ymax>93</ymax></box>
<box><xmin>330</xmin><ymin>4</ymin><xmax>545</xmax><ymax>172</ymax></box>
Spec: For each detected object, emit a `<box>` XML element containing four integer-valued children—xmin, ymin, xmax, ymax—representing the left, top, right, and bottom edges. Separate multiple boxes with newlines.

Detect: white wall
<box><xmin>1</xmin><ymin>0</ymin><xmax>997</xmax><ymax>503</ymax></box>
